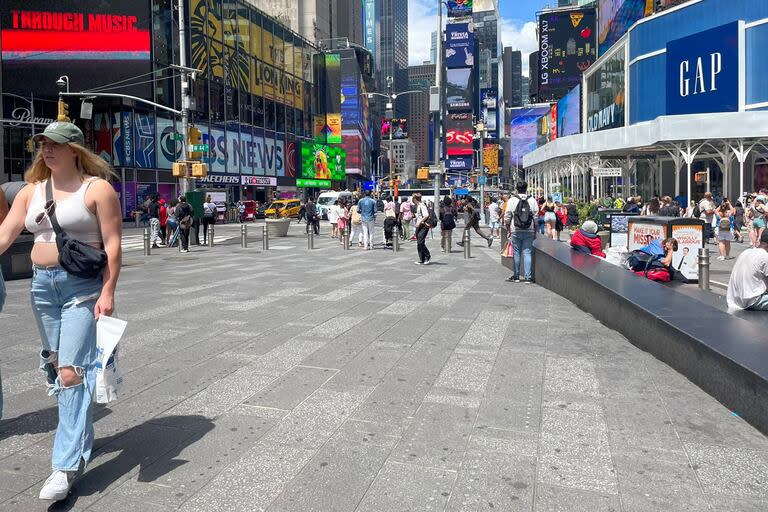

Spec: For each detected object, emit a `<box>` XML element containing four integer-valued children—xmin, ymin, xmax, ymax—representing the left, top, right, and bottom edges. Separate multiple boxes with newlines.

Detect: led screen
<box><xmin>509</xmin><ymin>106</ymin><xmax>550</xmax><ymax>167</ymax></box>
<box><xmin>447</xmin><ymin>0</ymin><xmax>473</xmax><ymax>17</ymax></box>
<box><xmin>557</xmin><ymin>84</ymin><xmax>581</xmax><ymax>137</ymax></box>
<box><xmin>301</xmin><ymin>143</ymin><xmax>347</xmax><ymax>181</ymax></box>
<box><xmin>445</xmin><ymin>23</ymin><xmax>474</xmax><ymax>69</ymax></box>
<box><xmin>446</xmin><ymin>68</ymin><xmax>473</xmax><ymax>111</ymax></box>
<box><xmin>381</xmin><ymin>118</ymin><xmax>408</xmax><ymax>139</ymax></box>
<box><xmin>0</xmin><ymin>1</ymin><xmax>152</xmax><ymax>96</ymax></box>
<box><xmin>598</xmin><ymin>0</ymin><xmax>653</xmax><ymax>56</ymax></box>
<box><xmin>446</xmin><ymin>112</ymin><xmax>473</xmax><ymax>157</ymax></box>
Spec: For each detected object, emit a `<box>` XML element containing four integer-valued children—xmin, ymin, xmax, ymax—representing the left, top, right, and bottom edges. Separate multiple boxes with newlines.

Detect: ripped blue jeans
<box><xmin>31</xmin><ymin>265</ymin><xmax>102</xmax><ymax>472</ymax></box>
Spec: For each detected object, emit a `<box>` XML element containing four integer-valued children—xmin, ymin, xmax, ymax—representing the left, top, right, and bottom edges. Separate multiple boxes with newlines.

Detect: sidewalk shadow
<box><xmin>49</xmin><ymin>414</ymin><xmax>215</xmax><ymax>511</ymax></box>
<box><xmin>0</xmin><ymin>404</ymin><xmax>112</xmax><ymax>442</ymax></box>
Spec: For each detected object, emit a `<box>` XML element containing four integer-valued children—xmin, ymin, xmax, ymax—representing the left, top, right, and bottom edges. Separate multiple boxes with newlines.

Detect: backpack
<box><xmin>351</xmin><ymin>206</ymin><xmax>362</xmax><ymax>225</ymax></box>
<box><xmin>693</xmin><ymin>205</ymin><xmax>701</xmax><ymax>218</ymax></box>
<box><xmin>427</xmin><ymin>206</ymin><xmax>438</xmax><ymax>228</ymax></box>
<box><xmin>204</xmin><ymin>203</ymin><xmax>216</xmax><ymax>218</ymax></box>
<box><xmin>442</xmin><ymin>211</ymin><xmax>456</xmax><ymax>230</ymax></box>
<box><xmin>513</xmin><ymin>195</ymin><xmax>533</xmax><ymax>230</ymax></box>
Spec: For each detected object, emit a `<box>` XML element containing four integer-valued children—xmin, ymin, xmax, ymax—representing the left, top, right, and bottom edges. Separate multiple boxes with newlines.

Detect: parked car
<box><xmin>317</xmin><ymin>191</ymin><xmax>353</xmax><ymax>219</ymax></box>
<box><xmin>254</xmin><ymin>202</ymin><xmax>271</xmax><ymax>219</ymax></box>
<box><xmin>265</xmin><ymin>199</ymin><xmax>302</xmax><ymax>218</ymax></box>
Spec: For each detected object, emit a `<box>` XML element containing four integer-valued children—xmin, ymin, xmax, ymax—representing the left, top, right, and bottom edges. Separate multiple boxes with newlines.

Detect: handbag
<box><xmin>502</xmin><ymin>241</ymin><xmax>515</xmax><ymax>258</ymax></box>
<box><xmin>46</xmin><ymin>179</ymin><xmax>107</xmax><ymax>279</ymax></box>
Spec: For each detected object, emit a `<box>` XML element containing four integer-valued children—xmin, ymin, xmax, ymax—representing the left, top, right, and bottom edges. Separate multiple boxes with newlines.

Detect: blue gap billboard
<box><xmin>665</xmin><ymin>22</ymin><xmax>739</xmax><ymax>116</ymax></box>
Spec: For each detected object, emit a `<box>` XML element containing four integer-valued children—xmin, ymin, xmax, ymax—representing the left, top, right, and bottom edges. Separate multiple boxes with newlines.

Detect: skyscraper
<box><xmin>408</xmin><ymin>63</ymin><xmax>436</xmax><ymax>166</ymax></box>
<box><xmin>248</xmin><ymin>0</ymin><xmax>332</xmax><ymax>42</ymax></box>
<box><xmin>377</xmin><ymin>0</ymin><xmax>409</xmax><ymax>118</ymax></box>
<box><xmin>503</xmin><ymin>48</ymin><xmax>523</xmax><ymax>107</ymax></box>
<box><xmin>473</xmin><ymin>0</ymin><xmax>502</xmax><ymax>91</ymax></box>
<box><xmin>430</xmin><ymin>31</ymin><xmax>438</xmax><ymax>65</ymax></box>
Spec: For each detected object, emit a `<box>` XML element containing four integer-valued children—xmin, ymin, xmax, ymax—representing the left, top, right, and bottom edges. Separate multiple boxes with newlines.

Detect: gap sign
<box><xmin>665</xmin><ymin>22</ymin><xmax>739</xmax><ymax>116</ymax></box>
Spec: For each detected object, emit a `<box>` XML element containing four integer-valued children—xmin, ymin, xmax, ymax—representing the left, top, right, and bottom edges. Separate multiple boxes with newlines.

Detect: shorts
<box><xmin>753</xmin><ymin>218</ymin><xmax>766</xmax><ymax>230</ymax></box>
<box><xmin>544</xmin><ymin>212</ymin><xmax>556</xmax><ymax>224</ymax></box>
<box><xmin>717</xmin><ymin>229</ymin><xmax>734</xmax><ymax>242</ymax></box>
<box><xmin>490</xmin><ymin>221</ymin><xmax>500</xmax><ymax>229</ymax></box>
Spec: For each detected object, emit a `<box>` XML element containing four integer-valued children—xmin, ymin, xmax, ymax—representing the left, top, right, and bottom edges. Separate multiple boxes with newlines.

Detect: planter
<box><xmin>265</xmin><ymin>217</ymin><xmax>292</xmax><ymax>237</ymax></box>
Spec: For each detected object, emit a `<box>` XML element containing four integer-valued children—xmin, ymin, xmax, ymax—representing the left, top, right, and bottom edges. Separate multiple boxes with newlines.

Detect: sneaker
<box><xmin>506</xmin><ymin>275</ymin><xmax>520</xmax><ymax>282</ymax></box>
<box><xmin>180</xmin><ymin>249</ymin><xmax>189</xmax><ymax>253</ymax></box>
<box><xmin>152</xmin><ymin>244</ymin><xmax>159</xmax><ymax>249</ymax></box>
<box><xmin>523</xmin><ymin>278</ymin><xmax>534</xmax><ymax>284</ymax></box>
<box><xmin>39</xmin><ymin>470</ymin><xmax>74</xmax><ymax>501</ymax></box>
<box><xmin>414</xmin><ymin>261</ymin><xmax>423</xmax><ymax>265</ymax></box>
<box><xmin>456</xmin><ymin>241</ymin><xmax>465</xmax><ymax>247</ymax></box>
<box><xmin>424</xmin><ymin>259</ymin><xmax>431</xmax><ymax>265</ymax></box>
<box><xmin>716</xmin><ymin>255</ymin><xmax>725</xmax><ymax>260</ymax></box>
<box><xmin>487</xmin><ymin>238</ymin><xmax>493</xmax><ymax>248</ymax></box>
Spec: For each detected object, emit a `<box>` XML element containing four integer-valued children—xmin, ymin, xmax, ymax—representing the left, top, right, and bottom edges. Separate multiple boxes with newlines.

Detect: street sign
<box><xmin>592</xmin><ymin>168</ymin><xmax>622</xmax><ymax>177</ymax></box>
<box><xmin>478</xmin><ymin>176</ymin><xmax>487</xmax><ymax>185</ymax></box>
<box><xmin>429</xmin><ymin>164</ymin><xmax>442</xmax><ymax>174</ymax></box>
<box><xmin>297</xmin><ymin>178</ymin><xmax>331</xmax><ymax>188</ymax></box>
<box><xmin>173</xmin><ymin>133</ymin><xmax>184</xmax><ymax>141</ymax></box>
<box><xmin>192</xmin><ymin>144</ymin><xmax>209</xmax><ymax>152</ymax></box>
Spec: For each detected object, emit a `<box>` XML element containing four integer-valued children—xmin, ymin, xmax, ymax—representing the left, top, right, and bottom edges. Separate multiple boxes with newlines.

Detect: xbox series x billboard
<box><xmin>538</xmin><ymin>7</ymin><xmax>596</xmax><ymax>102</ymax></box>
<box><xmin>0</xmin><ymin>1</ymin><xmax>152</xmax><ymax>96</ymax></box>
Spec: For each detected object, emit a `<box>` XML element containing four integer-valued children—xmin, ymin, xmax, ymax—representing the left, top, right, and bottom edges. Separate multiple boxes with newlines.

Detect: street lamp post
<box><xmin>433</xmin><ymin>1</ymin><xmax>444</xmax><ymax>206</ymax></box>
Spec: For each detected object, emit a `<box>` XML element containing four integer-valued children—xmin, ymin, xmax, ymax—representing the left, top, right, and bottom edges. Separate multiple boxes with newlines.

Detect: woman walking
<box><xmin>0</xmin><ymin>121</ymin><xmax>122</xmax><ymax>501</ymax></box>
<box><xmin>349</xmin><ymin>199</ymin><xmax>364</xmax><ymax>247</ymax></box>
<box><xmin>542</xmin><ymin>197</ymin><xmax>557</xmax><ymax>239</ymax></box>
<box><xmin>734</xmin><ymin>200</ymin><xmax>745</xmax><ymax>243</ymax></box>
<box><xmin>716</xmin><ymin>201</ymin><xmax>735</xmax><ymax>260</ymax></box>
<box><xmin>202</xmin><ymin>194</ymin><xmax>217</xmax><ymax>244</ymax></box>
<box><xmin>413</xmin><ymin>193</ymin><xmax>432</xmax><ymax>264</ymax></box>
<box><xmin>337</xmin><ymin>199</ymin><xmax>349</xmax><ymax>245</ymax></box>
<box><xmin>165</xmin><ymin>198</ymin><xmax>179</xmax><ymax>246</ymax></box>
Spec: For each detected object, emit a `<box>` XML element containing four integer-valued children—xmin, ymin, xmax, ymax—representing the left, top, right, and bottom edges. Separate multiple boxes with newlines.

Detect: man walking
<box><xmin>413</xmin><ymin>193</ymin><xmax>433</xmax><ymax>264</ymax></box>
<box><xmin>504</xmin><ymin>181</ymin><xmax>539</xmax><ymax>283</ymax></box>
<box><xmin>457</xmin><ymin>199</ymin><xmax>493</xmax><ymax>248</ymax></box>
<box><xmin>305</xmin><ymin>196</ymin><xmax>319</xmax><ymax>235</ymax></box>
<box><xmin>148</xmin><ymin>194</ymin><xmax>164</xmax><ymax>248</ymax></box>
<box><xmin>358</xmin><ymin>190</ymin><xmax>377</xmax><ymax>249</ymax></box>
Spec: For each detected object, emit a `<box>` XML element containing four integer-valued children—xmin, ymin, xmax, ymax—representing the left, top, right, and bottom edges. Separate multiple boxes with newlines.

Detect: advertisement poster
<box><xmin>156</xmin><ymin>117</ymin><xmax>182</xmax><ymax>170</ymax></box>
<box><xmin>483</xmin><ymin>144</ymin><xmax>499</xmax><ymax>175</ymax></box>
<box><xmin>301</xmin><ymin>143</ymin><xmax>346</xmax><ymax>181</ymax></box>
<box><xmin>671</xmin><ymin>224</ymin><xmax>703</xmax><ymax>280</ymax></box>
<box><xmin>447</xmin><ymin>0</ymin><xmax>473</xmax><ymax>17</ymax></box>
<box><xmin>381</xmin><ymin>118</ymin><xmax>408</xmax><ymax>138</ymax></box>
<box><xmin>509</xmin><ymin>106</ymin><xmax>551</xmax><ymax>167</ymax></box>
<box><xmin>537</xmin><ymin>7</ymin><xmax>596</xmax><ymax>102</ymax></box>
<box><xmin>557</xmin><ymin>84</ymin><xmax>581</xmax><ymax>137</ymax></box>
<box><xmin>134</xmin><ymin>112</ymin><xmax>156</xmax><ymax>169</ymax></box>
<box><xmin>610</xmin><ymin>214</ymin><xmax>632</xmax><ymax>248</ymax></box>
<box><xmin>481</xmin><ymin>88</ymin><xmax>498</xmax><ymax>138</ymax></box>
<box><xmin>627</xmin><ymin>221</ymin><xmax>665</xmax><ymax>251</ymax></box>
<box><xmin>445</xmin><ymin>23</ymin><xmax>474</xmax><ymax>69</ymax></box>
<box><xmin>446</xmin><ymin>157</ymin><xmax>472</xmax><ymax>171</ymax></box>
<box><xmin>93</xmin><ymin>113</ymin><xmax>113</xmax><ymax>164</ymax></box>
<box><xmin>0</xmin><ymin>1</ymin><xmax>152</xmax><ymax>96</ymax></box>
<box><xmin>585</xmin><ymin>46</ymin><xmax>625</xmax><ymax>132</ymax></box>
<box><xmin>446</xmin><ymin>112</ymin><xmax>473</xmax><ymax>157</ymax></box>
<box><xmin>446</xmin><ymin>68</ymin><xmax>473</xmax><ymax>111</ymax></box>
<box><xmin>598</xmin><ymin>0</ymin><xmax>654</xmax><ymax>56</ymax></box>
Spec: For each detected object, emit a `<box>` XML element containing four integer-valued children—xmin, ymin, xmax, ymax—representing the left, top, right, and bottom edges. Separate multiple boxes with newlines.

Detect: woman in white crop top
<box><xmin>0</xmin><ymin>121</ymin><xmax>122</xmax><ymax>502</ymax></box>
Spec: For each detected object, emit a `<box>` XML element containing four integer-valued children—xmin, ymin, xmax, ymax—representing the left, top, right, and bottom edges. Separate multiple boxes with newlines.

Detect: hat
<box><xmin>33</xmin><ymin>121</ymin><xmax>84</xmax><ymax>145</ymax></box>
<box><xmin>582</xmin><ymin>220</ymin><xmax>598</xmax><ymax>234</ymax></box>
<box><xmin>757</xmin><ymin>195</ymin><xmax>767</xmax><ymax>203</ymax></box>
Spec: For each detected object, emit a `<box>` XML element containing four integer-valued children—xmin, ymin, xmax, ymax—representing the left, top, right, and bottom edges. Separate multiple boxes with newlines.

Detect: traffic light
<box><xmin>57</xmin><ymin>98</ymin><xmax>70</xmax><ymax>122</ymax></box>
<box><xmin>188</xmin><ymin>126</ymin><xmax>202</xmax><ymax>159</ymax></box>
<box><xmin>25</xmin><ymin>138</ymin><xmax>35</xmax><ymax>154</ymax></box>
<box><xmin>172</xmin><ymin>162</ymin><xmax>187</xmax><ymax>177</ymax></box>
<box><xmin>191</xmin><ymin>163</ymin><xmax>207</xmax><ymax>178</ymax></box>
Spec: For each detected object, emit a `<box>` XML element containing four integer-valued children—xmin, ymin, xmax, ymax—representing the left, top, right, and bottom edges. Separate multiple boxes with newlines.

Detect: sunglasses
<box><xmin>35</xmin><ymin>199</ymin><xmax>56</xmax><ymax>225</ymax></box>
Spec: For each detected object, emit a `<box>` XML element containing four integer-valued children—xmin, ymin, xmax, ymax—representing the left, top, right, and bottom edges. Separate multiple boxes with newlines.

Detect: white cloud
<box><xmin>407</xmin><ymin>5</ymin><xmax>539</xmax><ymax>77</ymax></box>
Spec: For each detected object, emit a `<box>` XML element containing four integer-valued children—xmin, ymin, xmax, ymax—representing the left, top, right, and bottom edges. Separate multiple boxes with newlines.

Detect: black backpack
<box><xmin>427</xmin><ymin>206</ymin><xmax>438</xmax><ymax>228</ymax></box>
<box><xmin>513</xmin><ymin>195</ymin><xmax>533</xmax><ymax>229</ymax></box>
<box><xmin>442</xmin><ymin>211</ymin><xmax>456</xmax><ymax>230</ymax></box>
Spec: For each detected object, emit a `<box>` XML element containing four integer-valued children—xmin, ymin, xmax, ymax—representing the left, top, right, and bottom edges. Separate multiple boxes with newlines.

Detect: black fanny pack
<box><xmin>46</xmin><ymin>179</ymin><xmax>107</xmax><ymax>279</ymax></box>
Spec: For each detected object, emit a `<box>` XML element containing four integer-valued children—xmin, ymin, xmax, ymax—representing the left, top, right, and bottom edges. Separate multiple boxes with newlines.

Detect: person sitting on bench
<box><xmin>570</xmin><ymin>220</ymin><xmax>605</xmax><ymax>258</ymax></box>
<box><xmin>727</xmin><ymin>230</ymin><xmax>768</xmax><ymax>311</ymax></box>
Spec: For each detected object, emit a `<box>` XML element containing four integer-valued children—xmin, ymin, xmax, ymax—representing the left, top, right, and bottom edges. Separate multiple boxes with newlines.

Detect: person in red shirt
<box><xmin>570</xmin><ymin>220</ymin><xmax>605</xmax><ymax>258</ymax></box>
<box><xmin>159</xmin><ymin>198</ymin><xmax>168</xmax><ymax>242</ymax></box>
<box><xmin>555</xmin><ymin>201</ymin><xmax>568</xmax><ymax>241</ymax></box>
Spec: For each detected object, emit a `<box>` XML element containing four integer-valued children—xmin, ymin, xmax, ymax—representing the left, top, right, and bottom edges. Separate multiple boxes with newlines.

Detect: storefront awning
<box><xmin>523</xmin><ymin>111</ymin><xmax>768</xmax><ymax>168</ymax></box>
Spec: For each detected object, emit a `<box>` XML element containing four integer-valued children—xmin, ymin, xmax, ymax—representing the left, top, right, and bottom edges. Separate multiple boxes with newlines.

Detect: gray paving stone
<box><xmin>533</xmin><ymin>484</ymin><xmax>621</xmax><ymax>512</ymax></box>
<box><xmin>684</xmin><ymin>443</ymin><xmax>768</xmax><ymax>499</ymax></box>
<box><xmin>446</xmin><ymin>452</ymin><xmax>535</xmax><ymax>512</ymax></box>
<box><xmin>245</xmin><ymin>366</ymin><xmax>337</xmax><ymax>410</ymax></box>
<box><xmin>355</xmin><ymin>460</ymin><xmax>455</xmax><ymax>512</ymax></box>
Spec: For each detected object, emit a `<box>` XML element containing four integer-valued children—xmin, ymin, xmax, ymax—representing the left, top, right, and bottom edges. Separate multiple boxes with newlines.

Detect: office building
<box><xmin>503</xmin><ymin>47</ymin><xmax>523</xmax><ymax>107</ymax></box>
<box><xmin>377</xmin><ymin>0</ymin><xmax>409</xmax><ymax>118</ymax></box>
<box><xmin>408</xmin><ymin>63</ymin><xmax>436</xmax><ymax>166</ymax></box>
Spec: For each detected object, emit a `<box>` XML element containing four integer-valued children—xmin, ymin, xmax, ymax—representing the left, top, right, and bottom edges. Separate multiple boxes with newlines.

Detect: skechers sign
<box><xmin>665</xmin><ymin>22</ymin><xmax>739</xmax><ymax>116</ymax></box>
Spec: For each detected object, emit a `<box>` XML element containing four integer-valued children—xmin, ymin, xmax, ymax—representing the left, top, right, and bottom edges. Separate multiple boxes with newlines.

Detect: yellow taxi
<box><xmin>264</xmin><ymin>199</ymin><xmax>302</xmax><ymax>218</ymax></box>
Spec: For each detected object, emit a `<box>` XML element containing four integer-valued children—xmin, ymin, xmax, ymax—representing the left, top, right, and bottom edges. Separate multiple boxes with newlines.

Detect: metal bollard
<box><xmin>262</xmin><ymin>225</ymin><xmax>269</xmax><ymax>250</ymax></box>
<box><xmin>143</xmin><ymin>227</ymin><xmax>151</xmax><ymax>256</ymax></box>
<box><xmin>393</xmin><ymin>231</ymin><xmax>400</xmax><ymax>252</ymax></box>
<box><xmin>207</xmin><ymin>225</ymin><xmax>214</xmax><ymax>248</ymax></box>
<box><xmin>307</xmin><ymin>231</ymin><xmax>315</xmax><ymax>249</ymax></box>
<box><xmin>698</xmin><ymin>247</ymin><xmax>711</xmax><ymax>290</ymax></box>
<box><xmin>500</xmin><ymin>226</ymin><xmax>508</xmax><ymax>248</ymax></box>
<box><xmin>241</xmin><ymin>224</ymin><xmax>248</xmax><ymax>248</ymax></box>
<box><xmin>463</xmin><ymin>230</ymin><xmax>471</xmax><ymax>259</ymax></box>
<box><xmin>445</xmin><ymin>231</ymin><xmax>452</xmax><ymax>254</ymax></box>
<box><xmin>343</xmin><ymin>232</ymin><xmax>350</xmax><ymax>250</ymax></box>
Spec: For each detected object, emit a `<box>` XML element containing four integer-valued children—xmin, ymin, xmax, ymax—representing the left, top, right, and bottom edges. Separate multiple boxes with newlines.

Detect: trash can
<box><xmin>0</xmin><ymin>233</ymin><xmax>34</xmax><ymax>280</ymax></box>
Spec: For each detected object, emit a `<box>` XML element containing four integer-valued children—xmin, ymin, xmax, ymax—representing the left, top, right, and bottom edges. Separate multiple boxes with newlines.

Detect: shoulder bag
<box><xmin>46</xmin><ymin>179</ymin><xmax>107</xmax><ymax>279</ymax></box>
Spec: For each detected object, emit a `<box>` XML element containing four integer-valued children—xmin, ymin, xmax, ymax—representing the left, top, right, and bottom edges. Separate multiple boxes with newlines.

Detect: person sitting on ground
<box><xmin>622</xmin><ymin>196</ymin><xmax>640</xmax><ymax>213</ymax></box>
<box><xmin>727</xmin><ymin>230</ymin><xmax>768</xmax><ymax>311</ymax></box>
<box><xmin>570</xmin><ymin>220</ymin><xmax>605</xmax><ymax>258</ymax></box>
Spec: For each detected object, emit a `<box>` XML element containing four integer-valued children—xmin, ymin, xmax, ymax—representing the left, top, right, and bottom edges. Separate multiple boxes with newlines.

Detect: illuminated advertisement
<box><xmin>446</xmin><ymin>157</ymin><xmax>472</xmax><ymax>171</ymax></box>
<box><xmin>445</xmin><ymin>23</ymin><xmax>474</xmax><ymax>68</ymax></box>
<box><xmin>446</xmin><ymin>67</ymin><xmax>473</xmax><ymax>111</ymax></box>
<box><xmin>538</xmin><ymin>7</ymin><xmax>596</xmax><ymax>102</ymax></box>
<box><xmin>481</xmin><ymin>88</ymin><xmax>498</xmax><ymax>138</ymax></box>
<box><xmin>301</xmin><ymin>143</ymin><xmax>346</xmax><ymax>181</ymax></box>
<box><xmin>586</xmin><ymin>43</ymin><xmax>625</xmax><ymax>132</ymax></box>
<box><xmin>557</xmin><ymin>84</ymin><xmax>581</xmax><ymax>137</ymax></box>
<box><xmin>0</xmin><ymin>1</ymin><xmax>152</xmax><ymax>95</ymax></box>
<box><xmin>483</xmin><ymin>144</ymin><xmax>499</xmax><ymax>175</ymax></box>
<box><xmin>381</xmin><ymin>118</ymin><xmax>408</xmax><ymax>139</ymax></box>
<box><xmin>598</xmin><ymin>0</ymin><xmax>653</xmax><ymax>56</ymax></box>
<box><xmin>324</xmin><ymin>53</ymin><xmax>342</xmax><ymax>143</ymax></box>
<box><xmin>447</xmin><ymin>0</ymin><xmax>473</xmax><ymax>17</ymax></box>
<box><xmin>509</xmin><ymin>106</ymin><xmax>550</xmax><ymax>167</ymax></box>
<box><xmin>446</xmin><ymin>112</ymin><xmax>473</xmax><ymax>157</ymax></box>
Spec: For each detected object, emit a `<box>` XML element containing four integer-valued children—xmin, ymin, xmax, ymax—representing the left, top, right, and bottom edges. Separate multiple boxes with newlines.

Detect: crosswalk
<box><xmin>121</xmin><ymin>231</ymin><xmax>238</xmax><ymax>251</ymax></box>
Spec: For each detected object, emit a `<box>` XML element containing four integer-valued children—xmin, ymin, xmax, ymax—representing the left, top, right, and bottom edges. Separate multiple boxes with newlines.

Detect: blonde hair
<box><xmin>25</xmin><ymin>143</ymin><xmax>117</xmax><ymax>184</ymax></box>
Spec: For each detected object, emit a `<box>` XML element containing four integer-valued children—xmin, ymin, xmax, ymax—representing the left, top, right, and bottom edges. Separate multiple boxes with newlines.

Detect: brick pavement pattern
<box><xmin>1</xmin><ymin>221</ymin><xmax>767</xmax><ymax>511</ymax></box>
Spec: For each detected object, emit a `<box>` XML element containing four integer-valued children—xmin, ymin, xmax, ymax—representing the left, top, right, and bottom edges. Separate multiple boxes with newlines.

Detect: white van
<box><xmin>316</xmin><ymin>191</ymin><xmax>353</xmax><ymax>219</ymax></box>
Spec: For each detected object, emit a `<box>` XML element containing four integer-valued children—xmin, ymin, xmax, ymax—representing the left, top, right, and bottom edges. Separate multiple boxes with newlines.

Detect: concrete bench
<box><xmin>532</xmin><ymin>238</ymin><xmax>768</xmax><ymax>435</ymax></box>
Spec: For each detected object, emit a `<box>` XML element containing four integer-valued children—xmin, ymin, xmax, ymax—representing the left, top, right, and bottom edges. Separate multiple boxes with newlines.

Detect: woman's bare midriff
<box><xmin>31</xmin><ymin>241</ymin><xmax>103</xmax><ymax>267</ymax></box>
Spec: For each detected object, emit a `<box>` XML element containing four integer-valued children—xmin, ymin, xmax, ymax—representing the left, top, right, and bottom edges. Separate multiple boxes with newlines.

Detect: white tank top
<box><xmin>25</xmin><ymin>178</ymin><xmax>103</xmax><ymax>244</ymax></box>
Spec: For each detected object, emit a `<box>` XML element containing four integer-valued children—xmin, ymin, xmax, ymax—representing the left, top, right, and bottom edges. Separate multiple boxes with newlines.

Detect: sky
<box><xmin>407</xmin><ymin>0</ymin><xmax>547</xmax><ymax>76</ymax></box>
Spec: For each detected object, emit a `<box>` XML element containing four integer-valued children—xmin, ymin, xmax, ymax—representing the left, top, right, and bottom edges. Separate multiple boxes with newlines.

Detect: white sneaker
<box><xmin>716</xmin><ymin>255</ymin><xmax>725</xmax><ymax>260</ymax></box>
<box><xmin>39</xmin><ymin>470</ymin><xmax>74</xmax><ymax>501</ymax></box>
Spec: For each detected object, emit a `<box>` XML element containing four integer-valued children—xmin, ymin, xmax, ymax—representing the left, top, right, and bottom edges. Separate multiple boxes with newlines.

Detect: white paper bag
<box><xmin>95</xmin><ymin>315</ymin><xmax>127</xmax><ymax>404</ymax></box>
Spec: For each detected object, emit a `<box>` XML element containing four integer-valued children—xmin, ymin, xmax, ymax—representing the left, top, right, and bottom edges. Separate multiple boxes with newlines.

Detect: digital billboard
<box><xmin>446</xmin><ymin>112</ymin><xmax>473</xmax><ymax>157</ymax></box>
<box><xmin>0</xmin><ymin>1</ymin><xmax>152</xmax><ymax>96</ymax></box>
<box><xmin>481</xmin><ymin>88</ymin><xmax>498</xmax><ymax>139</ymax></box>
<box><xmin>381</xmin><ymin>118</ymin><xmax>408</xmax><ymax>139</ymax></box>
<box><xmin>445</xmin><ymin>23</ymin><xmax>474</xmax><ymax>68</ymax></box>
<box><xmin>557</xmin><ymin>84</ymin><xmax>581</xmax><ymax>138</ymax></box>
<box><xmin>446</xmin><ymin>157</ymin><xmax>472</xmax><ymax>171</ymax></box>
<box><xmin>446</xmin><ymin>67</ymin><xmax>473</xmax><ymax>111</ymax></box>
<box><xmin>447</xmin><ymin>0</ymin><xmax>473</xmax><ymax>17</ymax></box>
<box><xmin>509</xmin><ymin>106</ymin><xmax>550</xmax><ymax>167</ymax></box>
<box><xmin>538</xmin><ymin>7</ymin><xmax>596</xmax><ymax>102</ymax></box>
<box><xmin>598</xmin><ymin>0</ymin><xmax>654</xmax><ymax>56</ymax></box>
<box><xmin>301</xmin><ymin>143</ymin><xmax>347</xmax><ymax>181</ymax></box>
<box><xmin>585</xmin><ymin>43</ymin><xmax>625</xmax><ymax>132</ymax></box>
